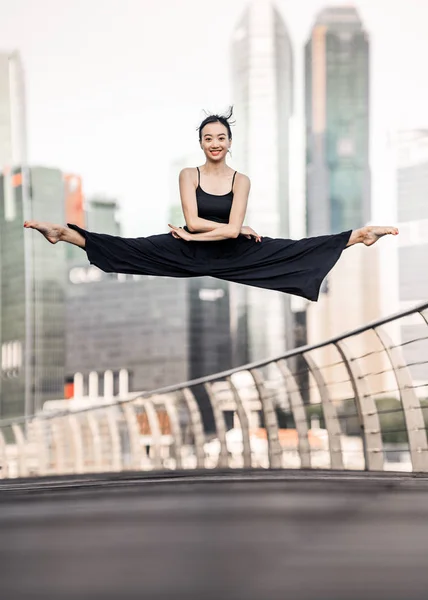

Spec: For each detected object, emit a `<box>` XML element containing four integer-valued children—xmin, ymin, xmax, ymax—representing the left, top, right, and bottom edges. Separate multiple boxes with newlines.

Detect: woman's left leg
<box><xmin>24</xmin><ymin>220</ymin><xmax>86</xmax><ymax>247</ymax></box>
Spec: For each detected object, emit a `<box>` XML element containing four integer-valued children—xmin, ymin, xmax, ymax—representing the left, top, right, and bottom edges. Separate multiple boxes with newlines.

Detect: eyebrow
<box><xmin>203</xmin><ymin>133</ymin><xmax>226</xmax><ymax>138</ymax></box>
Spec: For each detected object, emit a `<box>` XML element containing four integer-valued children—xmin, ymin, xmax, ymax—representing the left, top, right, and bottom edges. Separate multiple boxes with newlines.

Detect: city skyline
<box><xmin>0</xmin><ymin>0</ymin><xmax>428</xmax><ymax>238</ymax></box>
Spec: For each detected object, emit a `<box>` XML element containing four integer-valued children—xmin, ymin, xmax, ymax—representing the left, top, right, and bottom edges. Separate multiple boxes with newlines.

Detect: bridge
<box><xmin>1</xmin><ymin>301</ymin><xmax>428</xmax><ymax>599</ymax></box>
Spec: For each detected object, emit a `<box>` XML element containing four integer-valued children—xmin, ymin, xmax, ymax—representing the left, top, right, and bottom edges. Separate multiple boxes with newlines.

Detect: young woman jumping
<box><xmin>24</xmin><ymin>109</ymin><xmax>398</xmax><ymax>302</ymax></box>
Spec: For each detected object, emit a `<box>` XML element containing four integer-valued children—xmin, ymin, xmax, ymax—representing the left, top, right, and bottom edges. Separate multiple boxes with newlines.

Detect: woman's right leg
<box><xmin>346</xmin><ymin>225</ymin><xmax>399</xmax><ymax>247</ymax></box>
<box><xmin>23</xmin><ymin>221</ymin><xmax>86</xmax><ymax>248</ymax></box>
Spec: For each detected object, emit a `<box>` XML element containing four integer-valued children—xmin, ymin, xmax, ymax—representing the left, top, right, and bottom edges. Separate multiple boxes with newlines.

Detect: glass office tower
<box><xmin>305</xmin><ymin>6</ymin><xmax>371</xmax><ymax>236</ymax></box>
<box><xmin>0</xmin><ymin>167</ymin><xmax>67</xmax><ymax>418</ymax></box>
<box><xmin>231</xmin><ymin>0</ymin><xmax>295</xmax><ymax>362</ymax></box>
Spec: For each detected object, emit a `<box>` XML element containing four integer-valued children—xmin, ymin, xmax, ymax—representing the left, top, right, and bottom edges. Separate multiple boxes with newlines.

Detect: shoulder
<box><xmin>234</xmin><ymin>172</ymin><xmax>251</xmax><ymax>189</ymax></box>
<box><xmin>179</xmin><ymin>167</ymin><xmax>196</xmax><ymax>179</ymax></box>
<box><xmin>179</xmin><ymin>167</ymin><xmax>198</xmax><ymax>186</ymax></box>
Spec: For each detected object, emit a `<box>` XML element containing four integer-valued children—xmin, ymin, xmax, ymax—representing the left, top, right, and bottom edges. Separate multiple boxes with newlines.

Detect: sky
<box><xmin>1</xmin><ymin>0</ymin><xmax>428</xmax><ymax>236</ymax></box>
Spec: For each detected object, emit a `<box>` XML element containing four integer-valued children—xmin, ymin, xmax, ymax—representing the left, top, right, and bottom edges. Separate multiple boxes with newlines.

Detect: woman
<box><xmin>24</xmin><ymin>109</ymin><xmax>398</xmax><ymax>302</ymax></box>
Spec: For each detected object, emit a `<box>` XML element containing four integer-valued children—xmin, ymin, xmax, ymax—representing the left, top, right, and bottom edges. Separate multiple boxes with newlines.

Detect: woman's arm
<box><xmin>179</xmin><ymin>168</ymin><xmax>225</xmax><ymax>232</ymax></box>
<box><xmin>176</xmin><ymin>174</ymin><xmax>251</xmax><ymax>242</ymax></box>
<box><xmin>188</xmin><ymin>219</ymin><xmax>227</xmax><ymax>233</ymax></box>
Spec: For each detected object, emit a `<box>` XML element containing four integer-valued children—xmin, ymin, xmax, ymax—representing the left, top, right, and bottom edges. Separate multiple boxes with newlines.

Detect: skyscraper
<box><xmin>231</xmin><ymin>0</ymin><xmax>294</xmax><ymax>361</ymax></box>
<box><xmin>0</xmin><ymin>51</ymin><xmax>28</xmax><ymax>417</ymax></box>
<box><xmin>232</xmin><ymin>0</ymin><xmax>293</xmax><ymax>238</ymax></box>
<box><xmin>395</xmin><ymin>130</ymin><xmax>428</xmax><ymax>225</ymax></box>
<box><xmin>0</xmin><ymin>167</ymin><xmax>67</xmax><ymax>418</ymax></box>
<box><xmin>393</xmin><ymin>130</ymin><xmax>428</xmax><ymax>385</ymax></box>
<box><xmin>305</xmin><ymin>6</ymin><xmax>370</xmax><ymax>237</ymax></box>
<box><xmin>0</xmin><ymin>51</ymin><xmax>27</xmax><ymax>171</ymax></box>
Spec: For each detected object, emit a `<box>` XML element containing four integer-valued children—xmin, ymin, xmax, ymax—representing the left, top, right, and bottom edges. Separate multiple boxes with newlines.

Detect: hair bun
<box><xmin>197</xmin><ymin>106</ymin><xmax>235</xmax><ymax>141</ymax></box>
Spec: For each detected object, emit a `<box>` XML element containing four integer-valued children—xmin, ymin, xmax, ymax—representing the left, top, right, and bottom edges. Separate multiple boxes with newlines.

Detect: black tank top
<box><xmin>194</xmin><ymin>166</ymin><xmax>237</xmax><ymax>224</ymax></box>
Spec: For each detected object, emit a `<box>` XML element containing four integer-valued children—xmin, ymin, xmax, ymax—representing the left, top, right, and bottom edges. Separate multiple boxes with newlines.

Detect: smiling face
<box><xmin>200</xmin><ymin>121</ymin><xmax>232</xmax><ymax>162</ymax></box>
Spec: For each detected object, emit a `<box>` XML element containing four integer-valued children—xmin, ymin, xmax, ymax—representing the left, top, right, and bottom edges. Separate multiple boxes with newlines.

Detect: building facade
<box><xmin>393</xmin><ymin>130</ymin><xmax>428</xmax><ymax>385</ymax></box>
<box><xmin>305</xmin><ymin>6</ymin><xmax>371</xmax><ymax>237</ymax></box>
<box><xmin>231</xmin><ymin>0</ymin><xmax>294</xmax><ymax>362</ymax></box>
<box><xmin>0</xmin><ymin>50</ymin><xmax>28</xmax><ymax>418</ymax></box>
<box><xmin>0</xmin><ymin>167</ymin><xmax>67</xmax><ymax>418</ymax></box>
<box><xmin>65</xmin><ymin>273</ymin><xmax>233</xmax><ymax>391</ymax></box>
<box><xmin>86</xmin><ymin>197</ymin><xmax>120</xmax><ymax>235</ymax></box>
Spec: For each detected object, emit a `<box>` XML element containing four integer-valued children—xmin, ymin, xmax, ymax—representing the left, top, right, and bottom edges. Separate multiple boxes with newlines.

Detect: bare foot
<box><xmin>347</xmin><ymin>225</ymin><xmax>399</xmax><ymax>247</ymax></box>
<box><xmin>361</xmin><ymin>225</ymin><xmax>399</xmax><ymax>246</ymax></box>
<box><xmin>23</xmin><ymin>220</ymin><xmax>65</xmax><ymax>244</ymax></box>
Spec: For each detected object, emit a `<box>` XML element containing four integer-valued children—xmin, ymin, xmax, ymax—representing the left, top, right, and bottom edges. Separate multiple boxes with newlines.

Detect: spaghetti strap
<box><xmin>231</xmin><ymin>170</ymin><xmax>237</xmax><ymax>192</ymax></box>
<box><xmin>196</xmin><ymin>166</ymin><xmax>200</xmax><ymax>186</ymax></box>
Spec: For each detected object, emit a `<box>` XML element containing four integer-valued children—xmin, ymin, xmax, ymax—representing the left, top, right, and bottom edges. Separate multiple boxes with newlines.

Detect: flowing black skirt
<box><xmin>67</xmin><ymin>224</ymin><xmax>352</xmax><ymax>302</ymax></box>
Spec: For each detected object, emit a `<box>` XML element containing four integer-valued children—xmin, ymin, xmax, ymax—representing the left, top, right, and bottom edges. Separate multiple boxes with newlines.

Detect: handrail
<box><xmin>1</xmin><ymin>299</ymin><xmax>427</xmax><ymax>428</ymax></box>
<box><xmin>1</xmin><ymin>298</ymin><xmax>427</xmax><ymax>477</ymax></box>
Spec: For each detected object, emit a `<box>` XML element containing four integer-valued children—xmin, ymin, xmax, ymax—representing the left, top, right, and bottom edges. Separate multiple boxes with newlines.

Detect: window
<box><xmin>1</xmin><ymin>340</ymin><xmax>22</xmax><ymax>374</ymax></box>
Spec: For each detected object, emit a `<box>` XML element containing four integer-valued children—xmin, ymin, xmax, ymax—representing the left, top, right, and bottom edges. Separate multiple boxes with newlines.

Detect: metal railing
<box><xmin>1</xmin><ymin>301</ymin><xmax>428</xmax><ymax>478</ymax></box>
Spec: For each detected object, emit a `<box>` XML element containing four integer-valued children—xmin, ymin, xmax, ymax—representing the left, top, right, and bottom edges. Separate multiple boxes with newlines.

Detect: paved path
<box><xmin>1</xmin><ymin>469</ymin><xmax>428</xmax><ymax>600</ymax></box>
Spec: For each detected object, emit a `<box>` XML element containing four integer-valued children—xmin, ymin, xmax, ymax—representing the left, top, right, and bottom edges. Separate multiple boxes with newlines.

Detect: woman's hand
<box><xmin>168</xmin><ymin>224</ymin><xmax>192</xmax><ymax>241</ymax></box>
<box><xmin>241</xmin><ymin>225</ymin><xmax>262</xmax><ymax>242</ymax></box>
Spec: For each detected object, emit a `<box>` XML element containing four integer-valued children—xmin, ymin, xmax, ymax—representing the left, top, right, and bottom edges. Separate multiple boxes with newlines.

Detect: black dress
<box><xmin>68</xmin><ymin>168</ymin><xmax>351</xmax><ymax>302</ymax></box>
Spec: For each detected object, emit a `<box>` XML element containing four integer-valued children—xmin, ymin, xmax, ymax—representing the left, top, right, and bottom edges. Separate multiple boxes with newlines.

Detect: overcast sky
<box><xmin>1</xmin><ymin>0</ymin><xmax>428</xmax><ymax>236</ymax></box>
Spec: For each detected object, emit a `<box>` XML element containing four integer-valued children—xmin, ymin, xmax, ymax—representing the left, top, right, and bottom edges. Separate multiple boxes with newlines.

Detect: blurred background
<box><xmin>0</xmin><ymin>0</ymin><xmax>427</xmax><ymax>445</ymax></box>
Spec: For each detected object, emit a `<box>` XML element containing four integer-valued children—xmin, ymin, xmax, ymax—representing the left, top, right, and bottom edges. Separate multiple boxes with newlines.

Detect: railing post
<box><xmin>161</xmin><ymin>396</ymin><xmax>183</xmax><ymax>469</ymax></box>
<box><xmin>87</xmin><ymin>412</ymin><xmax>103</xmax><ymax>472</ymax></box>
<box><xmin>303</xmin><ymin>353</ymin><xmax>344</xmax><ymax>470</ymax></box>
<box><xmin>204</xmin><ymin>382</ymin><xmax>229</xmax><ymax>468</ymax></box>
<box><xmin>31</xmin><ymin>418</ymin><xmax>49</xmax><ymax>476</ymax></box>
<box><xmin>226</xmin><ymin>376</ymin><xmax>252</xmax><ymax>468</ymax></box>
<box><xmin>335</xmin><ymin>340</ymin><xmax>384</xmax><ymax>471</ymax></box>
<box><xmin>276</xmin><ymin>359</ymin><xmax>311</xmax><ymax>468</ymax></box>
<box><xmin>419</xmin><ymin>308</ymin><xmax>428</xmax><ymax>326</ymax></box>
<box><xmin>374</xmin><ymin>326</ymin><xmax>428</xmax><ymax>472</ymax></box>
<box><xmin>122</xmin><ymin>403</ymin><xmax>142</xmax><ymax>470</ymax></box>
<box><xmin>140</xmin><ymin>398</ymin><xmax>163</xmax><ymax>470</ymax></box>
<box><xmin>249</xmin><ymin>368</ymin><xmax>282</xmax><ymax>468</ymax></box>
<box><xmin>12</xmin><ymin>424</ymin><xmax>28</xmax><ymax>477</ymax></box>
<box><xmin>50</xmin><ymin>418</ymin><xmax>66</xmax><ymax>475</ymax></box>
<box><xmin>68</xmin><ymin>414</ymin><xmax>84</xmax><ymax>474</ymax></box>
<box><xmin>182</xmin><ymin>388</ymin><xmax>206</xmax><ymax>469</ymax></box>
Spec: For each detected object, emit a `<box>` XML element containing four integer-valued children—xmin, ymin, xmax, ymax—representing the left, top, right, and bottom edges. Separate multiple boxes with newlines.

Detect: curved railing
<box><xmin>1</xmin><ymin>301</ymin><xmax>428</xmax><ymax>478</ymax></box>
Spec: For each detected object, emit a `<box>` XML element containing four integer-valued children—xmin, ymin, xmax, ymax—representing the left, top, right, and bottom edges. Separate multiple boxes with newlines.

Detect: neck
<box><xmin>202</xmin><ymin>160</ymin><xmax>228</xmax><ymax>175</ymax></box>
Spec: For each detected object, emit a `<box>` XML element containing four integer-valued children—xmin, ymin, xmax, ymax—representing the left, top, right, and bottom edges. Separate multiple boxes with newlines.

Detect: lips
<box><xmin>210</xmin><ymin>150</ymin><xmax>221</xmax><ymax>156</ymax></box>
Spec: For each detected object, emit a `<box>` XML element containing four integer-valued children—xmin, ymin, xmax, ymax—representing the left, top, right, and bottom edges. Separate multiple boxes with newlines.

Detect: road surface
<box><xmin>1</xmin><ymin>469</ymin><xmax>428</xmax><ymax>599</ymax></box>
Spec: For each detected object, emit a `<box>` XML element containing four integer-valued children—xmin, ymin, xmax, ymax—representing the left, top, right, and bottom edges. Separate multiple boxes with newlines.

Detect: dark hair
<box><xmin>198</xmin><ymin>106</ymin><xmax>235</xmax><ymax>142</ymax></box>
